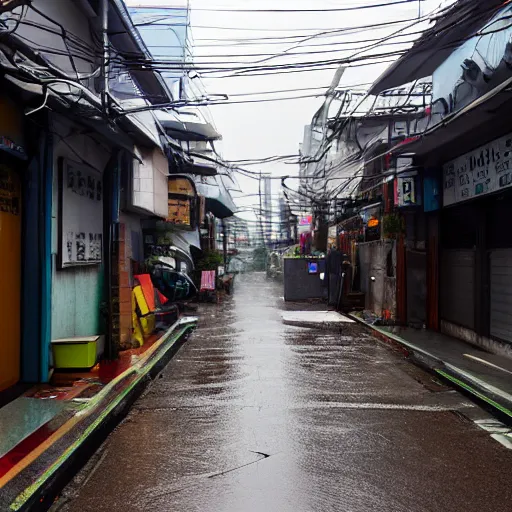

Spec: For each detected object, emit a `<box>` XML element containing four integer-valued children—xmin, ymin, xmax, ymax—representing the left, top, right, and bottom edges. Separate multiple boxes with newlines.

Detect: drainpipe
<box><xmin>101</xmin><ymin>0</ymin><xmax>110</xmax><ymax>114</ymax></box>
<box><xmin>102</xmin><ymin>151</ymin><xmax>120</xmax><ymax>360</ymax></box>
<box><xmin>40</xmin><ymin>128</ymin><xmax>53</xmax><ymax>381</ymax></box>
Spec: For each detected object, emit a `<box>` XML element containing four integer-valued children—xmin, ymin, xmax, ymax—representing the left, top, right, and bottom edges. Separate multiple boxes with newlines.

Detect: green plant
<box><xmin>382</xmin><ymin>213</ymin><xmax>404</xmax><ymax>239</ymax></box>
<box><xmin>196</xmin><ymin>249</ymin><xmax>224</xmax><ymax>271</ymax></box>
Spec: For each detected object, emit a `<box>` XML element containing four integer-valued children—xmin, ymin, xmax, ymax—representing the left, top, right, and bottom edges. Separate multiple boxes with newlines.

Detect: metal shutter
<box><xmin>490</xmin><ymin>249</ymin><xmax>512</xmax><ymax>343</ymax></box>
<box><xmin>440</xmin><ymin>249</ymin><xmax>475</xmax><ymax>330</ymax></box>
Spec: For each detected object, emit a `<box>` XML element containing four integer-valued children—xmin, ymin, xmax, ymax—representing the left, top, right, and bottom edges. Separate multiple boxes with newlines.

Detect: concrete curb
<box><xmin>348</xmin><ymin>314</ymin><xmax>512</xmax><ymax>423</ymax></box>
<box><xmin>3</xmin><ymin>318</ymin><xmax>197</xmax><ymax>512</ymax></box>
<box><xmin>282</xmin><ymin>319</ymin><xmax>353</xmax><ymax>331</ymax></box>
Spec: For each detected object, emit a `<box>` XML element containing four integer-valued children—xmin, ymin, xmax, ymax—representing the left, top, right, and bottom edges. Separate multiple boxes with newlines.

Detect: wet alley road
<box><xmin>60</xmin><ymin>273</ymin><xmax>512</xmax><ymax>512</ymax></box>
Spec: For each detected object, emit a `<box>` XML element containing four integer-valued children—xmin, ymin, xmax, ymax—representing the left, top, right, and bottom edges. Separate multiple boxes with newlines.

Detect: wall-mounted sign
<box><xmin>168</xmin><ymin>177</ymin><xmax>195</xmax><ymax>196</ymax></box>
<box><xmin>0</xmin><ymin>136</ymin><xmax>26</xmax><ymax>160</ymax></box>
<box><xmin>299</xmin><ymin>215</ymin><xmax>312</xmax><ymax>226</ymax></box>
<box><xmin>443</xmin><ymin>132</ymin><xmax>512</xmax><ymax>206</ymax></box>
<box><xmin>396</xmin><ymin>173</ymin><xmax>421</xmax><ymax>207</ymax></box>
<box><xmin>396</xmin><ymin>156</ymin><xmax>413</xmax><ymax>172</ymax></box>
<box><xmin>307</xmin><ymin>261</ymin><xmax>318</xmax><ymax>274</ymax></box>
<box><xmin>362</xmin><ymin>205</ymin><xmax>381</xmax><ymax>242</ymax></box>
<box><xmin>167</xmin><ymin>198</ymin><xmax>191</xmax><ymax>226</ymax></box>
<box><xmin>58</xmin><ymin>159</ymin><xmax>103</xmax><ymax>268</ymax></box>
<box><xmin>0</xmin><ymin>165</ymin><xmax>20</xmax><ymax>216</ymax></box>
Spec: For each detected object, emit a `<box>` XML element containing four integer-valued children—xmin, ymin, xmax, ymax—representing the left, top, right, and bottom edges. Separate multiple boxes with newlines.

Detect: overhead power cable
<box><xmin>193</xmin><ymin>17</ymin><xmax>422</xmax><ymax>42</ymax></box>
<box><xmin>188</xmin><ymin>0</ymin><xmax>425</xmax><ymax>13</ymax></box>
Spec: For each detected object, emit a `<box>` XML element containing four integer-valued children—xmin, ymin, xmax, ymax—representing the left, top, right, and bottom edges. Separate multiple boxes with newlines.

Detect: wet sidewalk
<box><xmin>0</xmin><ymin>318</ymin><xmax>196</xmax><ymax>512</ymax></box>
<box><xmin>56</xmin><ymin>273</ymin><xmax>512</xmax><ymax>512</ymax></box>
<box><xmin>350</xmin><ymin>315</ymin><xmax>512</xmax><ymax>421</ymax></box>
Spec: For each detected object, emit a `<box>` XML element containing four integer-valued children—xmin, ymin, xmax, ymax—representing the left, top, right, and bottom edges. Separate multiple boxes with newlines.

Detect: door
<box><xmin>0</xmin><ymin>164</ymin><xmax>21</xmax><ymax>391</ymax></box>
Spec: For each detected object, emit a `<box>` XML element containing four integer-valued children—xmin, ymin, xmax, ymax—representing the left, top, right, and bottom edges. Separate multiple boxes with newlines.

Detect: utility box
<box><xmin>283</xmin><ymin>258</ymin><xmax>326</xmax><ymax>301</ymax></box>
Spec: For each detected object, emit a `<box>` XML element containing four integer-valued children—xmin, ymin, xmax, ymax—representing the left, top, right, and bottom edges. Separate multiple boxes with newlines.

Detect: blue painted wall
<box><xmin>50</xmin><ymin>119</ymin><xmax>110</xmax><ymax>341</ymax></box>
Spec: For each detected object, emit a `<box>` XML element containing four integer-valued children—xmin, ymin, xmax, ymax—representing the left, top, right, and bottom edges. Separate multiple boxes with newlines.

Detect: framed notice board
<box><xmin>58</xmin><ymin>158</ymin><xmax>103</xmax><ymax>268</ymax></box>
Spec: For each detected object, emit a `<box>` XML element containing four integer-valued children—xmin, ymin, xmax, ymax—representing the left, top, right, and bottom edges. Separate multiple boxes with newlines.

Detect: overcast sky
<box><xmin>129</xmin><ymin>0</ymin><xmax>454</xmax><ymax>223</ymax></box>
<box><xmin>189</xmin><ymin>0</ymin><xmax>455</xmax><ymax>221</ymax></box>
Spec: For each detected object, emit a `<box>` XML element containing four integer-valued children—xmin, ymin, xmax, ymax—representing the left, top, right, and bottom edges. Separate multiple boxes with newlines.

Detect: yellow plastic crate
<box><xmin>51</xmin><ymin>336</ymin><xmax>99</xmax><ymax>369</ymax></box>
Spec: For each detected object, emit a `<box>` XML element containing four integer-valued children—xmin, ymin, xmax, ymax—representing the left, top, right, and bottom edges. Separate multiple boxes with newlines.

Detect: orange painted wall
<box><xmin>0</xmin><ymin>165</ymin><xmax>21</xmax><ymax>391</ymax></box>
<box><xmin>0</xmin><ymin>96</ymin><xmax>23</xmax><ymax>392</ymax></box>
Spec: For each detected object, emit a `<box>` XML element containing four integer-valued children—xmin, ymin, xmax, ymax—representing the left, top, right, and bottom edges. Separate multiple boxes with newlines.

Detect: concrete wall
<box><xmin>132</xmin><ymin>147</ymin><xmax>168</xmax><ymax>218</ymax></box>
<box><xmin>51</xmin><ymin>116</ymin><xmax>111</xmax><ymax>340</ymax></box>
<box><xmin>359</xmin><ymin>240</ymin><xmax>396</xmax><ymax>319</ymax></box>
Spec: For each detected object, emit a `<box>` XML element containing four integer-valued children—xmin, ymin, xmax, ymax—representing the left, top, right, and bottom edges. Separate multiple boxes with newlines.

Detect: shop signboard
<box><xmin>299</xmin><ymin>215</ymin><xmax>312</xmax><ymax>226</ymax></box>
<box><xmin>396</xmin><ymin>172</ymin><xmax>421</xmax><ymax>207</ymax></box>
<box><xmin>443</xmin><ymin>132</ymin><xmax>512</xmax><ymax>206</ymax></box>
<box><xmin>0</xmin><ymin>136</ymin><xmax>26</xmax><ymax>160</ymax></box>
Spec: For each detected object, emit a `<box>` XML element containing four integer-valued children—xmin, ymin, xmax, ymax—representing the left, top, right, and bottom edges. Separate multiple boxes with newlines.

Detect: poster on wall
<box><xmin>443</xmin><ymin>132</ymin><xmax>512</xmax><ymax>206</ymax></box>
<box><xmin>58</xmin><ymin>158</ymin><xmax>103</xmax><ymax>268</ymax></box>
<box><xmin>396</xmin><ymin>172</ymin><xmax>421</xmax><ymax>207</ymax></box>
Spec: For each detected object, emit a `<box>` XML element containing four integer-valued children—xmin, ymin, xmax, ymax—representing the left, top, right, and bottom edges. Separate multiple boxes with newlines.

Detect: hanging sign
<box><xmin>443</xmin><ymin>132</ymin><xmax>512</xmax><ymax>206</ymax></box>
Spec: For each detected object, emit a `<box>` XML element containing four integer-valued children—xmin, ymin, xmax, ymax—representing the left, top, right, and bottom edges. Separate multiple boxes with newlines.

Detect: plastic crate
<box><xmin>51</xmin><ymin>336</ymin><xmax>99</xmax><ymax>369</ymax></box>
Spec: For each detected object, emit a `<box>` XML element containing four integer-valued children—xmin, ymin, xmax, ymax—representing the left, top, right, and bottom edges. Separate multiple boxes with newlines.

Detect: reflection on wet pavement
<box><xmin>61</xmin><ymin>273</ymin><xmax>512</xmax><ymax>512</ymax></box>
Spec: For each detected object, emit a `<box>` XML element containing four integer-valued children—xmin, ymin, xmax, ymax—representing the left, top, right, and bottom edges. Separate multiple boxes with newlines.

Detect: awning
<box><xmin>183</xmin><ymin>152</ymin><xmax>218</xmax><ymax>176</ymax></box>
<box><xmin>156</xmin><ymin>228</ymin><xmax>201</xmax><ymax>270</ymax></box>
<box><xmin>369</xmin><ymin>0</ymin><xmax>505</xmax><ymax>95</ymax></box>
<box><xmin>194</xmin><ymin>175</ymin><xmax>237</xmax><ymax>219</ymax></box>
<box><xmin>161</xmin><ymin>119</ymin><xmax>222</xmax><ymax>141</ymax></box>
<box><xmin>171</xmin><ymin>228</ymin><xmax>201</xmax><ymax>251</ymax></box>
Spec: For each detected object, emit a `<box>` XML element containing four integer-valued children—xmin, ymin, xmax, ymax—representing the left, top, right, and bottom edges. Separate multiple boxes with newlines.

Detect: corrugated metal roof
<box><xmin>369</xmin><ymin>0</ymin><xmax>506</xmax><ymax>95</ymax></box>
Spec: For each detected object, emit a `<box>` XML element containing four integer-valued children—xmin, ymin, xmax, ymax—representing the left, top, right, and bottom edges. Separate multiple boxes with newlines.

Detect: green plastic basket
<box><xmin>51</xmin><ymin>336</ymin><xmax>99</xmax><ymax>369</ymax></box>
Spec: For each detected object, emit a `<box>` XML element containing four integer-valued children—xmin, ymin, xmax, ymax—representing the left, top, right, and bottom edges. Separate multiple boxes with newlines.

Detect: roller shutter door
<box><xmin>490</xmin><ymin>249</ymin><xmax>512</xmax><ymax>343</ymax></box>
<box><xmin>440</xmin><ymin>249</ymin><xmax>475</xmax><ymax>330</ymax></box>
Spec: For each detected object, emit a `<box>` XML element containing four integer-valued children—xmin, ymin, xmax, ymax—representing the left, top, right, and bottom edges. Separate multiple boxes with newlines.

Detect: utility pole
<box><xmin>258</xmin><ymin>171</ymin><xmax>264</xmax><ymax>248</ymax></box>
<box><xmin>222</xmin><ymin>219</ymin><xmax>228</xmax><ymax>271</ymax></box>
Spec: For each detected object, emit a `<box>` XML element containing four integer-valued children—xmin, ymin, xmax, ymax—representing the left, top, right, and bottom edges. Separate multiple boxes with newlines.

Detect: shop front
<box><xmin>439</xmin><ymin>132</ymin><xmax>512</xmax><ymax>349</ymax></box>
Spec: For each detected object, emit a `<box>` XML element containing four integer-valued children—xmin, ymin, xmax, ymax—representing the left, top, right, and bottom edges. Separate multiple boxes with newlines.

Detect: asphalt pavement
<box><xmin>56</xmin><ymin>272</ymin><xmax>512</xmax><ymax>512</ymax></box>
